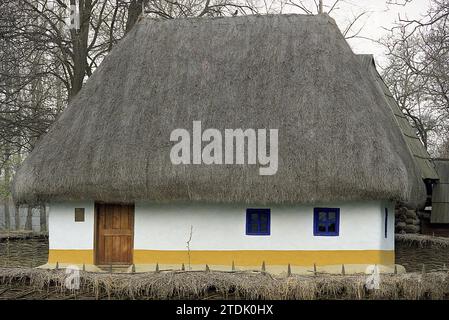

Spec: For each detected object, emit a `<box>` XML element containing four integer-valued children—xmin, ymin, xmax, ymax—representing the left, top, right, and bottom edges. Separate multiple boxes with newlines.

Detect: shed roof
<box><xmin>357</xmin><ymin>54</ymin><xmax>439</xmax><ymax>181</ymax></box>
<box><xmin>432</xmin><ymin>159</ymin><xmax>449</xmax><ymax>223</ymax></box>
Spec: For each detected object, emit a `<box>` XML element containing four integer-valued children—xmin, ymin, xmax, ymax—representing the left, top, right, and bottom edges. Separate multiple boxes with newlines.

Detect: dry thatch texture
<box><xmin>396</xmin><ymin>233</ymin><xmax>449</xmax><ymax>248</ymax></box>
<box><xmin>1</xmin><ymin>267</ymin><xmax>449</xmax><ymax>300</ymax></box>
<box><xmin>0</xmin><ymin>231</ymin><xmax>48</xmax><ymax>241</ymax></box>
<box><xmin>432</xmin><ymin>159</ymin><xmax>449</xmax><ymax>223</ymax></box>
<box><xmin>357</xmin><ymin>55</ymin><xmax>438</xmax><ymax>182</ymax></box>
<box><xmin>13</xmin><ymin>14</ymin><xmax>426</xmax><ymax>206</ymax></box>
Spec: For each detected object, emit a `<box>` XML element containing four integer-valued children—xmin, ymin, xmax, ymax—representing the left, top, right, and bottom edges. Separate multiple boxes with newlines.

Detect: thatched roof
<box><xmin>432</xmin><ymin>159</ymin><xmax>449</xmax><ymax>223</ymax></box>
<box><xmin>13</xmin><ymin>14</ymin><xmax>427</xmax><ymax>206</ymax></box>
<box><xmin>357</xmin><ymin>55</ymin><xmax>439</xmax><ymax>181</ymax></box>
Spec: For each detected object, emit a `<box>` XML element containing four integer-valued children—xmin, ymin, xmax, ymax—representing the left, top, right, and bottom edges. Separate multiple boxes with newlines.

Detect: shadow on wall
<box><xmin>0</xmin><ymin>201</ymin><xmax>48</xmax><ymax>232</ymax></box>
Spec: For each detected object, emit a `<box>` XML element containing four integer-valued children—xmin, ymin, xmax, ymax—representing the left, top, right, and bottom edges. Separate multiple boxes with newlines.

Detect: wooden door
<box><xmin>95</xmin><ymin>204</ymin><xmax>134</xmax><ymax>265</ymax></box>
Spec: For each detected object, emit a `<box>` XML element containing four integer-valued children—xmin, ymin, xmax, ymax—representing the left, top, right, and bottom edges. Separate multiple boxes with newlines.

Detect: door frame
<box><xmin>94</xmin><ymin>202</ymin><xmax>135</xmax><ymax>266</ymax></box>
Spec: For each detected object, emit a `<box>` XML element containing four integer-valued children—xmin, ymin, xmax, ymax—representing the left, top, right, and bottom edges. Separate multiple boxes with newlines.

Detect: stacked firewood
<box><xmin>395</xmin><ymin>206</ymin><xmax>421</xmax><ymax>234</ymax></box>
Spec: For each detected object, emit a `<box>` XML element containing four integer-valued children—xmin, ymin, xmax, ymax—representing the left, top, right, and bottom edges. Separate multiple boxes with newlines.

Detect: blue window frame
<box><xmin>246</xmin><ymin>208</ymin><xmax>270</xmax><ymax>235</ymax></box>
<box><xmin>313</xmin><ymin>208</ymin><xmax>340</xmax><ymax>236</ymax></box>
<box><xmin>384</xmin><ymin>208</ymin><xmax>388</xmax><ymax>238</ymax></box>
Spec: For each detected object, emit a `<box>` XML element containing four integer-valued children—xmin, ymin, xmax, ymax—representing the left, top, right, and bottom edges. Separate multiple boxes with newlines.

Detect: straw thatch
<box><xmin>432</xmin><ymin>159</ymin><xmax>449</xmax><ymax>223</ymax></box>
<box><xmin>357</xmin><ymin>55</ymin><xmax>438</xmax><ymax>182</ymax></box>
<box><xmin>1</xmin><ymin>267</ymin><xmax>449</xmax><ymax>300</ymax></box>
<box><xmin>396</xmin><ymin>233</ymin><xmax>449</xmax><ymax>248</ymax></box>
<box><xmin>13</xmin><ymin>14</ymin><xmax>426</xmax><ymax>206</ymax></box>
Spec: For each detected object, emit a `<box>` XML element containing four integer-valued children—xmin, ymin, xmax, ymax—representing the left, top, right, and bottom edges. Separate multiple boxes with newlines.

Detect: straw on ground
<box><xmin>1</xmin><ymin>267</ymin><xmax>449</xmax><ymax>300</ymax></box>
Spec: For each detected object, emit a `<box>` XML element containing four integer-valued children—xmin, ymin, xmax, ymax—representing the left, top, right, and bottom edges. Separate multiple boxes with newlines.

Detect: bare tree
<box><xmin>383</xmin><ymin>0</ymin><xmax>449</xmax><ymax>156</ymax></box>
<box><xmin>141</xmin><ymin>0</ymin><xmax>261</xmax><ymax>20</ymax></box>
<box><xmin>283</xmin><ymin>0</ymin><xmax>370</xmax><ymax>39</ymax></box>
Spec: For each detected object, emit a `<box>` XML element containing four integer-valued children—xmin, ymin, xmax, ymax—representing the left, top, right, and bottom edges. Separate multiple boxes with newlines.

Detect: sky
<box><xmin>282</xmin><ymin>0</ymin><xmax>432</xmax><ymax>67</ymax></box>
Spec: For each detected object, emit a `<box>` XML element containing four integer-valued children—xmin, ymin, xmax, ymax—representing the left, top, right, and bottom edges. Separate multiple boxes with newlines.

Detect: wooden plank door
<box><xmin>96</xmin><ymin>204</ymin><xmax>134</xmax><ymax>265</ymax></box>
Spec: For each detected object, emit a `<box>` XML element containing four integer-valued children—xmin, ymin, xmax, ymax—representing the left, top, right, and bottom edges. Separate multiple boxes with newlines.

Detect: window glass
<box><xmin>246</xmin><ymin>209</ymin><xmax>270</xmax><ymax>235</ymax></box>
<box><xmin>314</xmin><ymin>208</ymin><xmax>340</xmax><ymax>236</ymax></box>
<box><xmin>259</xmin><ymin>213</ymin><xmax>269</xmax><ymax>233</ymax></box>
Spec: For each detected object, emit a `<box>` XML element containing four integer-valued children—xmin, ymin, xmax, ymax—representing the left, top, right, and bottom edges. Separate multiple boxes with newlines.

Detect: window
<box><xmin>246</xmin><ymin>209</ymin><xmax>270</xmax><ymax>235</ymax></box>
<box><xmin>384</xmin><ymin>208</ymin><xmax>388</xmax><ymax>238</ymax></box>
<box><xmin>75</xmin><ymin>208</ymin><xmax>85</xmax><ymax>222</ymax></box>
<box><xmin>313</xmin><ymin>208</ymin><xmax>340</xmax><ymax>236</ymax></box>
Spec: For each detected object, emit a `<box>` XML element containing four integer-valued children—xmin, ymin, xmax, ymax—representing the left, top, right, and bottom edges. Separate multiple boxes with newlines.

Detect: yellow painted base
<box><xmin>135</xmin><ymin>249</ymin><xmax>394</xmax><ymax>266</ymax></box>
<box><xmin>48</xmin><ymin>249</ymin><xmax>394</xmax><ymax>267</ymax></box>
<box><xmin>48</xmin><ymin>250</ymin><xmax>94</xmax><ymax>264</ymax></box>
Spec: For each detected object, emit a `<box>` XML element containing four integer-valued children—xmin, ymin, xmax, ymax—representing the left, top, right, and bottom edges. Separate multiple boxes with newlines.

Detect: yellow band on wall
<box><xmin>48</xmin><ymin>249</ymin><xmax>394</xmax><ymax>266</ymax></box>
<box><xmin>134</xmin><ymin>250</ymin><xmax>394</xmax><ymax>266</ymax></box>
<box><xmin>48</xmin><ymin>250</ymin><xmax>94</xmax><ymax>264</ymax></box>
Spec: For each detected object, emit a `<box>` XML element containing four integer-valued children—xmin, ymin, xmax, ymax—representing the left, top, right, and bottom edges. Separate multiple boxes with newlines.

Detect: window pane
<box><xmin>318</xmin><ymin>222</ymin><xmax>327</xmax><ymax>232</ymax></box>
<box><xmin>319</xmin><ymin>211</ymin><xmax>327</xmax><ymax>222</ymax></box>
<box><xmin>247</xmin><ymin>212</ymin><xmax>259</xmax><ymax>233</ymax></box>
<box><xmin>250</xmin><ymin>222</ymin><xmax>259</xmax><ymax>233</ymax></box>
<box><xmin>259</xmin><ymin>213</ymin><xmax>269</xmax><ymax>233</ymax></box>
<box><xmin>328</xmin><ymin>211</ymin><xmax>336</xmax><ymax>232</ymax></box>
<box><xmin>250</xmin><ymin>213</ymin><xmax>258</xmax><ymax>222</ymax></box>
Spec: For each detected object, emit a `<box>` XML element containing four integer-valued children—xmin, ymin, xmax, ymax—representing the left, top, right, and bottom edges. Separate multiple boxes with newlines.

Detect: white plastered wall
<box><xmin>48</xmin><ymin>200</ymin><xmax>395</xmax><ymax>251</ymax></box>
<box><xmin>133</xmin><ymin>201</ymin><xmax>395</xmax><ymax>251</ymax></box>
<box><xmin>48</xmin><ymin>201</ymin><xmax>95</xmax><ymax>250</ymax></box>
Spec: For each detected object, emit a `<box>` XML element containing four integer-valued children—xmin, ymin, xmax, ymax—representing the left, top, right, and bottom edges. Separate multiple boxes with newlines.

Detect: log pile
<box><xmin>395</xmin><ymin>206</ymin><xmax>421</xmax><ymax>234</ymax></box>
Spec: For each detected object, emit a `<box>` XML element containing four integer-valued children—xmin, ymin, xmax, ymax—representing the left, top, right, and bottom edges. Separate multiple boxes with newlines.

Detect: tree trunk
<box><xmin>3</xmin><ymin>150</ymin><xmax>11</xmax><ymax>230</ymax></box>
<box><xmin>69</xmin><ymin>0</ymin><xmax>92</xmax><ymax>99</ymax></box>
<box><xmin>25</xmin><ymin>206</ymin><xmax>33</xmax><ymax>231</ymax></box>
<box><xmin>39</xmin><ymin>205</ymin><xmax>47</xmax><ymax>232</ymax></box>
<box><xmin>14</xmin><ymin>204</ymin><xmax>20</xmax><ymax>230</ymax></box>
<box><xmin>3</xmin><ymin>200</ymin><xmax>10</xmax><ymax>230</ymax></box>
<box><xmin>126</xmin><ymin>0</ymin><xmax>145</xmax><ymax>34</ymax></box>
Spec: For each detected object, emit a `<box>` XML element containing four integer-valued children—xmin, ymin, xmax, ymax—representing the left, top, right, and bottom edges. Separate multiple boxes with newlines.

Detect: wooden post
<box><xmin>287</xmin><ymin>264</ymin><xmax>291</xmax><ymax>277</ymax></box>
<box><xmin>14</xmin><ymin>204</ymin><xmax>20</xmax><ymax>230</ymax></box>
<box><xmin>156</xmin><ymin>263</ymin><xmax>159</xmax><ymax>273</ymax></box>
<box><xmin>83</xmin><ymin>263</ymin><xmax>86</xmax><ymax>272</ymax></box>
<box><xmin>3</xmin><ymin>197</ymin><xmax>10</xmax><ymax>230</ymax></box>
<box><xmin>341</xmin><ymin>264</ymin><xmax>345</xmax><ymax>275</ymax></box>
<box><xmin>25</xmin><ymin>205</ymin><xmax>33</xmax><ymax>231</ymax></box>
<box><xmin>261</xmin><ymin>261</ymin><xmax>266</xmax><ymax>272</ymax></box>
<box><xmin>313</xmin><ymin>263</ymin><xmax>317</xmax><ymax>276</ymax></box>
<box><xmin>232</xmin><ymin>261</ymin><xmax>235</xmax><ymax>271</ymax></box>
<box><xmin>3</xmin><ymin>156</ymin><xmax>11</xmax><ymax>230</ymax></box>
<box><xmin>55</xmin><ymin>262</ymin><xmax>59</xmax><ymax>270</ymax></box>
<box><xmin>39</xmin><ymin>205</ymin><xmax>47</xmax><ymax>232</ymax></box>
<box><xmin>131</xmin><ymin>264</ymin><xmax>135</xmax><ymax>273</ymax></box>
<box><xmin>181</xmin><ymin>263</ymin><xmax>185</xmax><ymax>271</ymax></box>
<box><xmin>205</xmin><ymin>264</ymin><xmax>210</xmax><ymax>272</ymax></box>
<box><xmin>6</xmin><ymin>237</ymin><xmax>9</xmax><ymax>261</ymax></box>
<box><xmin>394</xmin><ymin>264</ymin><xmax>397</xmax><ymax>275</ymax></box>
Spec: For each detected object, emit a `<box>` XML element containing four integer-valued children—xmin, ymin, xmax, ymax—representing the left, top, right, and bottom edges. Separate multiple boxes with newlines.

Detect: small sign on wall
<box><xmin>75</xmin><ymin>208</ymin><xmax>85</xmax><ymax>222</ymax></box>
